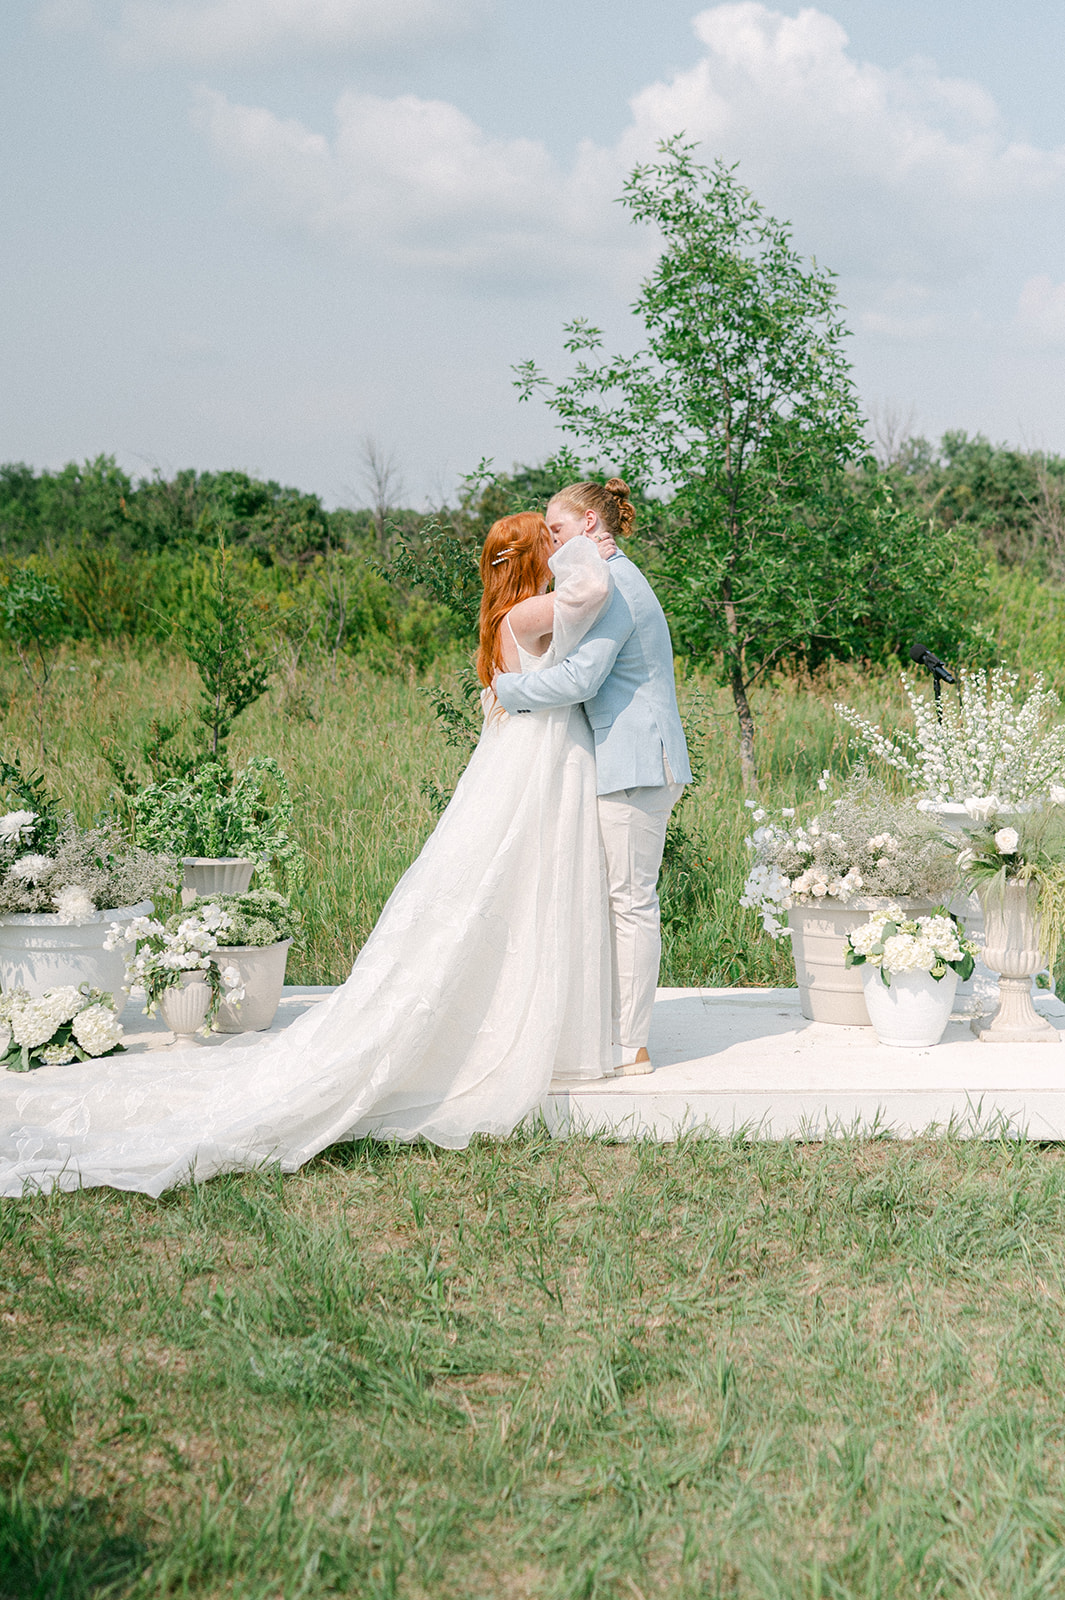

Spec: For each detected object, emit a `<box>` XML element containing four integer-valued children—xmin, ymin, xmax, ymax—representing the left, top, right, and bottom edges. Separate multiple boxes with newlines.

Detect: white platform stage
<box><xmin>107</xmin><ymin>983</ymin><xmax>1065</xmax><ymax>1143</ymax></box>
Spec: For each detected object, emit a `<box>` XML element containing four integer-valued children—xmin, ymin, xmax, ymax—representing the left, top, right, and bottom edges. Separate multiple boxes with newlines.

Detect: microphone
<box><xmin>909</xmin><ymin>643</ymin><xmax>956</xmax><ymax>684</ymax></box>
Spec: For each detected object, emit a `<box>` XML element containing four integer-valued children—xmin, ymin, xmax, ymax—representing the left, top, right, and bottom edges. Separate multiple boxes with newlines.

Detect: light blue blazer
<box><xmin>494</xmin><ymin>551</ymin><xmax>692</xmax><ymax>795</ymax></box>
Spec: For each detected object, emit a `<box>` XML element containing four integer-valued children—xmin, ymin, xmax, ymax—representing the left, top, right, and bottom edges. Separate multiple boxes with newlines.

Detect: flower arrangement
<box><xmin>835</xmin><ymin>669</ymin><xmax>1065</xmax><ymax>806</ymax></box>
<box><xmin>182</xmin><ymin>889</ymin><xmax>301</xmax><ymax>948</ymax></box>
<box><xmin>0</xmin><ymin>984</ymin><xmax>125</xmax><ymax>1073</ymax></box>
<box><xmin>740</xmin><ymin>780</ymin><xmax>957</xmax><ymax>937</ymax></box>
<box><xmin>131</xmin><ymin>759</ymin><xmax>304</xmax><ymax>891</ymax></box>
<box><xmin>106</xmin><ymin>905</ymin><xmax>245</xmax><ymax>1027</ymax></box>
<box><xmin>844</xmin><ymin>907</ymin><xmax>975</xmax><ymax>988</ymax></box>
<box><xmin>955</xmin><ymin>803</ymin><xmax>1065</xmax><ymax>970</ymax></box>
<box><xmin>0</xmin><ymin>811</ymin><xmax>177</xmax><ymax>919</ymax></box>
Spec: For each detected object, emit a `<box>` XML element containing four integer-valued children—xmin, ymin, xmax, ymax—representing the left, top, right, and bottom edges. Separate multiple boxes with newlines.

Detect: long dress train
<box><xmin>0</xmin><ymin>540</ymin><xmax>613</xmax><ymax>1197</ymax></box>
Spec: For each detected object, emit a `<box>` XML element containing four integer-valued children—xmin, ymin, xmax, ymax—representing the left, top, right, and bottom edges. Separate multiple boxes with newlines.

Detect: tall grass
<box><xmin>0</xmin><ymin>642</ymin><xmax>914</xmax><ymax>987</ymax></box>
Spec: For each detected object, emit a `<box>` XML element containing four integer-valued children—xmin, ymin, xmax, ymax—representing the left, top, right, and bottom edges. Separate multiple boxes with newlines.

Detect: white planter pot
<box><xmin>860</xmin><ymin>964</ymin><xmax>957</xmax><ymax>1048</ymax></box>
<box><xmin>158</xmin><ymin>970</ymin><xmax>212</xmax><ymax>1046</ymax></box>
<box><xmin>213</xmin><ymin>939</ymin><xmax>292</xmax><ymax>1033</ymax></box>
<box><xmin>973</xmin><ymin>880</ymin><xmax>1059</xmax><ymax>1043</ymax></box>
<box><xmin>0</xmin><ymin>901</ymin><xmax>152</xmax><ymax>1008</ymax></box>
<box><xmin>789</xmin><ymin>897</ymin><xmax>936</xmax><ymax>1025</ymax></box>
<box><xmin>181</xmin><ymin>857</ymin><xmax>256</xmax><ymax>906</ymax></box>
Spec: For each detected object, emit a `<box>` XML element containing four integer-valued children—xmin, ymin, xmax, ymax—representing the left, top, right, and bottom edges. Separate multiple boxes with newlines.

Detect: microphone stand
<box><xmin>909</xmin><ymin>643</ymin><xmax>956</xmax><ymax>722</ymax></box>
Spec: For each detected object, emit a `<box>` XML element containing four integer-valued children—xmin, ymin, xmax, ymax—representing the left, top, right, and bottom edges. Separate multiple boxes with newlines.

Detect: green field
<box><xmin>6</xmin><ymin>1132</ymin><xmax>1065</xmax><ymax>1598</ymax></box>
<box><xmin>6</xmin><ymin>638</ymin><xmax>1065</xmax><ymax>1596</ymax></box>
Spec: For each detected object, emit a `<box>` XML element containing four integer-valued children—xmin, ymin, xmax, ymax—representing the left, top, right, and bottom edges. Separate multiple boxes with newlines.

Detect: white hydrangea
<box><xmin>0</xmin><ymin>809</ymin><xmax>37</xmax><ymax>844</ymax></box>
<box><xmin>39</xmin><ymin>1042</ymin><xmax>77</xmax><ymax>1065</ymax></box>
<box><xmin>881</xmin><ymin>934</ymin><xmax>927</xmax><ymax>972</ymax></box>
<box><xmin>848</xmin><ymin>921</ymin><xmax>884</xmax><ymax>956</ymax></box>
<box><xmin>9</xmin><ymin>999</ymin><xmax>64</xmax><ymax>1049</ymax></box>
<box><xmin>42</xmin><ymin>987</ymin><xmax>86</xmax><ymax>1025</ymax></box>
<box><xmin>9</xmin><ymin>854</ymin><xmax>55</xmax><ymax>884</ymax></box>
<box><xmin>71</xmin><ymin>1004</ymin><xmax>123</xmax><ymax>1057</ymax></box>
<box><xmin>53</xmin><ymin>884</ymin><xmax>97</xmax><ymax>923</ymax></box>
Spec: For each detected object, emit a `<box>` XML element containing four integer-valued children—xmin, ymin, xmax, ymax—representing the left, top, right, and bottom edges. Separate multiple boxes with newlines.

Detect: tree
<box><xmin>180</xmin><ymin>536</ymin><xmax>275</xmax><ymax>758</ymax></box>
<box><xmin>0</xmin><ymin>566</ymin><xmax>72</xmax><ymax>759</ymax></box>
<box><xmin>516</xmin><ymin>141</ymin><xmax>945</xmax><ymax>789</ymax></box>
<box><xmin>359</xmin><ymin>438</ymin><xmax>403</xmax><ymax>562</ymax></box>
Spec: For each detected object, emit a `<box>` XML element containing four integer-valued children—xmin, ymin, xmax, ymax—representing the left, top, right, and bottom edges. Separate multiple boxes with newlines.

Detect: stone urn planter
<box><xmin>0</xmin><ymin>901</ymin><xmax>152</xmax><ymax>1008</ymax></box>
<box><xmin>158</xmin><ymin>970</ymin><xmax>213</xmax><ymax>1047</ymax></box>
<box><xmin>789</xmin><ymin>897</ymin><xmax>936</xmax><ymax>1025</ymax></box>
<box><xmin>860</xmin><ymin>965</ymin><xmax>958</xmax><ymax>1048</ymax></box>
<box><xmin>181</xmin><ymin>857</ymin><xmax>256</xmax><ymax>907</ymax></box>
<box><xmin>972</xmin><ymin>881</ymin><xmax>1059</xmax><ymax>1043</ymax></box>
<box><xmin>213</xmin><ymin>938</ymin><xmax>292</xmax><ymax>1033</ymax></box>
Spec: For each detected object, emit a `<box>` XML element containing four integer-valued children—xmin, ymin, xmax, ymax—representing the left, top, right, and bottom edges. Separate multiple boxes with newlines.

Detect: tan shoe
<box><xmin>617</xmin><ymin>1047</ymin><xmax>653</xmax><ymax>1076</ymax></box>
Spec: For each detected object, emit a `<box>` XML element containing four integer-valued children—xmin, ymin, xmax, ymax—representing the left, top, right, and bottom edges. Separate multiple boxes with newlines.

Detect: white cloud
<box><xmin>1017</xmin><ymin>276</ymin><xmax>1065</xmax><ymax>344</ymax></box>
<box><xmin>191</xmin><ymin>2</ymin><xmax>1065</xmax><ymax>315</ymax></box>
<box><xmin>115</xmin><ymin>0</ymin><xmax>485</xmax><ymax>63</ymax></box>
<box><xmin>193</xmin><ymin>87</ymin><xmax>640</xmax><ymax>287</ymax></box>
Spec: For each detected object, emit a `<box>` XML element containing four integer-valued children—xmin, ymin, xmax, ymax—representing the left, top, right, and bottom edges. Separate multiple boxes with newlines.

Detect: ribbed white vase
<box><xmin>158</xmin><ymin>970</ymin><xmax>212</xmax><ymax>1047</ymax></box>
<box><xmin>973</xmin><ymin>880</ymin><xmax>1059</xmax><ymax>1043</ymax></box>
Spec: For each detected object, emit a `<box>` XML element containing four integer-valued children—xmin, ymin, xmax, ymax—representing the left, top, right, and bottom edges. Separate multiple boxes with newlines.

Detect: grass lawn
<box><xmin>5</xmin><ymin>643</ymin><xmax>1065</xmax><ymax>1595</ymax></box>
<box><xmin>5</xmin><ymin>1132</ymin><xmax>1065</xmax><ymax>1597</ymax></box>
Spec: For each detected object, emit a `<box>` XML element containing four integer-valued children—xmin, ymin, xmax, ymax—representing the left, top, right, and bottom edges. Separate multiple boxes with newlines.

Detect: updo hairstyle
<box><xmin>548</xmin><ymin>478</ymin><xmax>636</xmax><ymax>540</ymax></box>
<box><xmin>476</xmin><ymin>511</ymin><xmax>552</xmax><ymax>688</ymax></box>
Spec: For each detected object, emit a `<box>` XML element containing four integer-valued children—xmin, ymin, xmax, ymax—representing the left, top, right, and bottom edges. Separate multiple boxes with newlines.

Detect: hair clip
<box><xmin>490</xmin><ymin>547</ymin><xmax>516</xmax><ymax>566</ymax></box>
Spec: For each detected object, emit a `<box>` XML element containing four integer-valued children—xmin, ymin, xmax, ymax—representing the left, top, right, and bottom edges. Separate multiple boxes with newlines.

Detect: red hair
<box><xmin>477</xmin><ymin>513</ymin><xmax>552</xmax><ymax>687</ymax></box>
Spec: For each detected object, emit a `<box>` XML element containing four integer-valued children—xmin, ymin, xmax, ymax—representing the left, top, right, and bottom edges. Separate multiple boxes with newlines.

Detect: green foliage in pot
<box><xmin>958</xmin><ymin>804</ymin><xmax>1065</xmax><ymax>970</ymax></box>
<box><xmin>131</xmin><ymin>758</ymin><xmax>304</xmax><ymax>892</ymax></box>
<box><xmin>0</xmin><ymin>753</ymin><xmax>177</xmax><ymax>917</ymax></box>
<box><xmin>182</xmin><ymin>888</ymin><xmax>301</xmax><ymax>948</ymax></box>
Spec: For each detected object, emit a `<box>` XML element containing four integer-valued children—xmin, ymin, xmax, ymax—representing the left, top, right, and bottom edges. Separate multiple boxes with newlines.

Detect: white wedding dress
<box><xmin>0</xmin><ymin>540</ymin><xmax>613</xmax><ymax>1198</ymax></box>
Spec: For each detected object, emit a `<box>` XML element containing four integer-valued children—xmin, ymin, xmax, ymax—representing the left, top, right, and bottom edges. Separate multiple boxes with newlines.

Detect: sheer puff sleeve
<box><xmin>548</xmin><ymin>537</ymin><xmax>613</xmax><ymax>659</ymax></box>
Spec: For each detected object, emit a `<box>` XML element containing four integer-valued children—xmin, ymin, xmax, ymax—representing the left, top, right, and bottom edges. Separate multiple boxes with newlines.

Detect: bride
<box><xmin>0</xmin><ymin>513</ymin><xmax>616</xmax><ymax>1197</ymax></box>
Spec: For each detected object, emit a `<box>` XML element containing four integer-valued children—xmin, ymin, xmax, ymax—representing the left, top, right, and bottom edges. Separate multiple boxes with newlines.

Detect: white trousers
<box><xmin>597</xmin><ymin>763</ymin><xmax>685</xmax><ymax>1064</ymax></box>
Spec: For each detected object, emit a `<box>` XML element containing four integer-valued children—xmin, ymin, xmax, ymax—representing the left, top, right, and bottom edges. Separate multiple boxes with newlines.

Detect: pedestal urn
<box><xmin>972</xmin><ymin>881</ymin><xmax>1059</xmax><ymax>1043</ymax></box>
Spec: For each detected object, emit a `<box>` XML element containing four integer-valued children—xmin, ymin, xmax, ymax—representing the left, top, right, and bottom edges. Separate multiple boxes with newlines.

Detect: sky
<box><xmin>2</xmin><ymin>0</ymin><xmax>1065</xmax><ymax>507</ymax></box>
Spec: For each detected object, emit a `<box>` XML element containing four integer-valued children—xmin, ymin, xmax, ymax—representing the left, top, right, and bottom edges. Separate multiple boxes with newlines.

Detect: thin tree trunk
<box><xmin>720</xmin><ymin>574</ymin><xmax>758</xmax><ymax>793</ymax></box>
<box><xmin>729</xmin><ymin>665</ymin><xmax>758</xmax><ymax>794</ymax></box>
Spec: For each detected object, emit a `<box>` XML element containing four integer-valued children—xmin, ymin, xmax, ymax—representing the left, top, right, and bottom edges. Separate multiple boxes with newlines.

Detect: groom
<box><xmin>494</xmin><ymin>484</ymin><xmax>691</xmax><ymax>1075</ymax></box>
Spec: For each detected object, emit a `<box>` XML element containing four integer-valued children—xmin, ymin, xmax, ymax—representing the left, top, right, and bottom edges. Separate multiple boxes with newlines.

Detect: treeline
<box><xmin>880</xmin><ymin>430</ymin><xmax>1065</xmax><ymax>576</ymax></box>
<box><xmin>2</xmin><ymin>438</ymin><xmax>1065</xmax><ymax>677</ymax></box>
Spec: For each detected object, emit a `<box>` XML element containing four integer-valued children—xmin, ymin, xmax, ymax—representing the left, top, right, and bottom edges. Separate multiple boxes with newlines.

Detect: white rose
<box><xmin>54</xmin><ymin>885</ymin><xmax>97</xmax><ymax>924</ymax></box>
<box><xmin>1050</xmin><ymin>785</ymin><xmax>1065</xmax><ymax>806</ymax></box>
<box><xmin>964</xmin><ymin>796</ymin><xmax>999</xmax><ymax>822</ymax></box>
<box><xmin>71</xmin><ymin>1004</ymin><xmax>123</xmax><ymax>1057</ymax></box>
<box><xmin>994</xmin><ymin>827</ymin><xmax>1020</xmax><ymax>856</ymax></box>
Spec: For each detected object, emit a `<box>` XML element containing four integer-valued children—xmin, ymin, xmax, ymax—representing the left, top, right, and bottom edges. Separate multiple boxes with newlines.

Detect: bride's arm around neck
<box><xmin>502</xmin><ymin>536</ymin><xmax>614</xmax><ymax>668</ymax></box>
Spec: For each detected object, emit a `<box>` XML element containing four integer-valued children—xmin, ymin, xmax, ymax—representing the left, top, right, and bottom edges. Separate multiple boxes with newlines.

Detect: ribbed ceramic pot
<box><xmin>213</xmin><ymin>939</ymin><xmax>292</xmax><ymax>1033</ymax></box>
<box><xmin>974</xmin><ymin>880</ymin><xmax>1059</xmax><ymax>1042</ymax></box>
<box><xmin>158</xmin><ymin>970</ymin><xmax>212</xmax><ymax>1047</ymax></box>
<box><xmin>0</xmin><ymin>901</ymin><xmax>152</xmax><ymax>1008</ymax></box>
<box><xmin>181</xmin><ymin>857</ymin><xmax>255</xmax><ymax>904</ymax></box>
<box><xmin>789</xmin><ymin>897</ymin><xmax>936</xmax><ymax>1025</ymax></box>
<box><xmin>860</xmin><ymin>965</ymin><xmax>957</xmax><ymax>1048</ymax></box>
